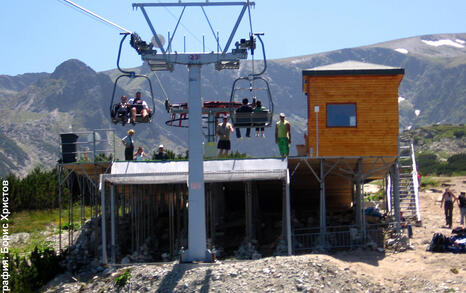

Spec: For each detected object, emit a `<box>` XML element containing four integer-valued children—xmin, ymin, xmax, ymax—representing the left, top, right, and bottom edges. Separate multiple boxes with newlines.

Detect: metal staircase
<box><xmin>398</xmin><ymin>136</ymin><xmax>422</xmax><ymax>223</ymax></box>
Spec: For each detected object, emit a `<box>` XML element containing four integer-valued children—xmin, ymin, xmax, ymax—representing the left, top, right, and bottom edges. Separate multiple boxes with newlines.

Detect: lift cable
<box><xmin>246</xmin><ymin>0</ymin><xmax>255</xmax><ymax>91</ymax></box>
<box><xmin>154</xmin><ymin>72</ymin><xmax>170</xmax><ymax>103</ymax></box>
<box><xmin>60</xmin><ymin>0</ymin><xmax>132</xmax><ymax>34</ymax></box>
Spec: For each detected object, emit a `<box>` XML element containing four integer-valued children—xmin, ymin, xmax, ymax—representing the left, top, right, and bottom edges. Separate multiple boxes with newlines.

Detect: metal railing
<box><xmin>59</xmin><ymin>129</ymin><xmax>116</xmax><ymax>164</ymax></box>
<box><xmin>293</xmin><ymin>224</ymin><xmax>386</xmax><ymax>253</ymax></box>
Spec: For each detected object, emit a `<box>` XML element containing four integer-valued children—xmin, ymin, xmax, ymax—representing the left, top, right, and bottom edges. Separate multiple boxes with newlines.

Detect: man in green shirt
<box><xmin>275</xmin><ymin>113</ymin><xmax>291</xmax><ymax>157</ymax></box>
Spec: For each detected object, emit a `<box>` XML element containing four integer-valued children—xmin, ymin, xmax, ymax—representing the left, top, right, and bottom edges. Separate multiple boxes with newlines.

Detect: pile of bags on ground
<box><xmin>428</xmin><ymin>227</ymin><xmax>466</xmax><ymax>253</ymax></box>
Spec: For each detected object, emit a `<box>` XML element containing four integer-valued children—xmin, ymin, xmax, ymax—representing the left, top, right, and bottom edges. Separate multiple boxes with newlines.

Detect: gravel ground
<box><xmin>43</xmin><ymin>255</ymin><xmax>390</xmax><ymax>293</ymax></box>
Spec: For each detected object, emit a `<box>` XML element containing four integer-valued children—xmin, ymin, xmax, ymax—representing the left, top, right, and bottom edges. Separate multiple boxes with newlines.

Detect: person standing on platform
<box><xmin>122</xmin><ymin>129</ymin><xmax>135</xmax><ymax>161</ymax></box>
<box><xmin>154</xmin><ymin>144</ymin><xmax>169</xmax><ymax>160</ymax></box>
<box><xmin>217</xmin><ymin>115</ymin><xmax>234</xmax><ymax>158</ymax></box>
<box><xmin>275</xmin><ymin>113</ymin><xmax>291</xmax><ymax>157</ymax></box>
<box><xmin>134</xmin><ymin>146</ymin><xmax>146</xmax><ymax>161</ymax></box>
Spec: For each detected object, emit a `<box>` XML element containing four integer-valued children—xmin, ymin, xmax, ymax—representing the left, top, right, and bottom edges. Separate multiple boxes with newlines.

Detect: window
<box><xmin>326</xmin><ymin>104</ymin><xmax>356</xmax><ymax>127</ymax></box>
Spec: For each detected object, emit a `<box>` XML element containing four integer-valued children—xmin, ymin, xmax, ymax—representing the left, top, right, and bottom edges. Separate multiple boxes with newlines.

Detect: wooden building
<box><xmin>302</xmin><ymin>60</ymin><xmax>404</xmax><ymax>157</ymax></box>
<box><xmin>289</xmin><ymin>61</ymin><xmax>405</xmax><ymax>251</ymax></box>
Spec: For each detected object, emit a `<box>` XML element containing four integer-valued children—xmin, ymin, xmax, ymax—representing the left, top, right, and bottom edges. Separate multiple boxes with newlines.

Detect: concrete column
<box><xmin>185</xmin><ymin>64</ymin><xmax>208</xmax><ymax>262</ymax></box>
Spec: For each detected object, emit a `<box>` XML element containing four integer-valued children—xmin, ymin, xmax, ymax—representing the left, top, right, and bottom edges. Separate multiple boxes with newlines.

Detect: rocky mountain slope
<box><xmin>0</xmin><ymin>33</ymin><xmax>465</xmax><ymax>176</ymax></box>
<box><xmin>402</xmin><ymin>124</ymin><xmax>466</xmax><ymax>157</ymax></box>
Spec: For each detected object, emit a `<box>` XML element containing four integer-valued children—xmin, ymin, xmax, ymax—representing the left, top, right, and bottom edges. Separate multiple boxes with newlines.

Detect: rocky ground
<box><xmin>41</xmin><ymin>177</ymin><xmax>466</xmax><ymax>292</ymax></box>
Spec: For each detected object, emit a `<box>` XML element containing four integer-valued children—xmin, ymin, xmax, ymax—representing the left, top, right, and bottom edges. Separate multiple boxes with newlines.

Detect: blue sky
<box><xmin>1</xmin><ymin>0</ymin><xmax>465</xmax><ymax>76</ymax></box>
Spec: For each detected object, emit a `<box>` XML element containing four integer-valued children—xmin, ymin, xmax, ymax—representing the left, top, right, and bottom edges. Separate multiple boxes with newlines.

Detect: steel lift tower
<box><xmin>132</xmin><ymin>1</ymin><xmax>253</xmax><ymax>262</ymax></box>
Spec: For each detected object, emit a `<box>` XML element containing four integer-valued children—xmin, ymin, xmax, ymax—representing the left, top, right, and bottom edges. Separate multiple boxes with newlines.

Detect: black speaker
<box><xmin>60</xmin><ymin>133</ymin><xmax>79</xmax><ymax>163</ymax></box>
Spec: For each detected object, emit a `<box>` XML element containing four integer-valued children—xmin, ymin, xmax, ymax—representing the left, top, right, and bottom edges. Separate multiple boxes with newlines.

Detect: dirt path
<box><xmin>321</xmin><ymin>176</ymin><xmax>466</xmax><ymax>291</ymax></box>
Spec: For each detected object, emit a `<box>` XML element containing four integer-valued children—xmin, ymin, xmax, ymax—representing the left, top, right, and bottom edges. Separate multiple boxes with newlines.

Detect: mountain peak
<box><xmin>51</xmin><ymin>59</ymin><xmax>96</xmax><ymax>80</ymax></box>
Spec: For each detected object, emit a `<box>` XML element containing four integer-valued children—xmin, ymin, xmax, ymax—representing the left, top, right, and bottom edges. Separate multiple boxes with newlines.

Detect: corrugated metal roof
<box><xmin>303</xmin><ymin>60</ymin><xmax>404</xmax><ymax>76</ymax></box>
<box><xmin>104</xmin><ymin>158</ymin><xmax>288</xmax><ymax>184</ymax></box>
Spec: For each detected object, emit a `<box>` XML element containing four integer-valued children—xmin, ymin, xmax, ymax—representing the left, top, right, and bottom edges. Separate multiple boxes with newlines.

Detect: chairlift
<box><xmin>110</xmin><ymin>33</ymin><xmax>156</xmax><ymax>125</ymax></box>
<box><xmin>229</xmin><ymin>76</ymin><xmax>273</xmax><ymax>128</ymax></box>
<box><xmin>228</xmin><ymin>33</ymin><xmax>274</xmax><ymax>128</ymax></box>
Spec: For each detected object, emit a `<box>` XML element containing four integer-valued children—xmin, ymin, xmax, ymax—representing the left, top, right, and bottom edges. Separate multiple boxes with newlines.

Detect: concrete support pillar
<box><xmin>184</xmin><ymin>64</ymin><xmax>209</xmax><ymax>262</ymax></box>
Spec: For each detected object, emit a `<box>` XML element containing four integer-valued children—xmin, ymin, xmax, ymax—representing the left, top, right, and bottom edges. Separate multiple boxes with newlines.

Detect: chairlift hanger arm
<box><xmin>132</xmin><ymin>2</ymin><xmax>253</xmax><ymax>8</ymax></box>
<box><xmin>139</xmin><ymin>7</ymin><xmax>166</xmax><ymax>55</ymax></box>
<box><xmin>117</xmin><ymin>33</ymin><xmax>136</xmax><ymax>76</ymax></box>
<box><xmin>132</xmin><ymin>2</ymin><xmax>254</xmax><ymax>57</ymax></box>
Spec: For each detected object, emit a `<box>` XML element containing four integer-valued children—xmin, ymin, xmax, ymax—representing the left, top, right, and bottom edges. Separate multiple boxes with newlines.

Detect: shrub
<box><xmin>4</xmin><ymin>245</ymin><xmax>62</xmax><ymax>292</ymax></box>
<box><xmin>417</xmin><ymin>153</ymin><xmax>440</xmax><ymax>175</ymax></box>
<box><xmin>453</xmin><ymin>130</ymin><xmax>464</xmax><ymax>138</ymax></box>
<box><xmin>115</xmin><ymin>269</ymin><xmax>131</xmax><ymax>287</ymax></box>
<box><xmin>420</xmin><ymin>176</ymin><xmax>440</xmax><ymax>188</ymax></box>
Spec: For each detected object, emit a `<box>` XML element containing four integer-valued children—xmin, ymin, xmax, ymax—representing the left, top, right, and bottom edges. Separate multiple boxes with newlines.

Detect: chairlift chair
<box><xmin>229</xmin><ymin>75</ymin><xmax>273</xmax><ymax>128</ymax></box>
<box><xmin>110</xmin><ymin>33</ymin><xmax>156</xmax><ymax>125</ymax></box>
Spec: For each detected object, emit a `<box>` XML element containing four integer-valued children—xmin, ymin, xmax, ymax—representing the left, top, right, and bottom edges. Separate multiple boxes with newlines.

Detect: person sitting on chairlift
<box><xmin>253</xmin><ymin>99</ymin><xmax>267</xmax><ymax>138</ymax></box>
<box><xmin>235</xmin><ymin>98</ymin><xmax>253</xmax><ymax>139</ymax></box>
<box><xmin>113</xmin><ymin>95</ymin><xmax>130</xmax><ymax>125</ymax></box>
<box><xmin>129</xmin><ymin>91</ymin><xmax>152</xmax><ymax>124</ymax></box>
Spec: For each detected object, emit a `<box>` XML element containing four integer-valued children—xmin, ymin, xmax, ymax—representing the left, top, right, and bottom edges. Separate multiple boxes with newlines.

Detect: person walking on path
<box><xmin>122</xmin><ymin>129</ymin><xmax>135</xmax><ymax>161</ymax></box>
<box><xmin>458</xmin><ymin>191</ymin><xmax>466</xmax><ymax>228</ymax></box>
<box><xmin>217</xmin><ymin>115</ymin><xmax>234</xmax><ymax>158</ymax></box>
<box><xmin>275</xmin><ymin>113</ymin><xmax>291</xmax><ymax>157</ymax></box>
<box><xmin>440</xmin><ymin>188</ymin><xmax>457</xmax><ymax>228</ymax></box>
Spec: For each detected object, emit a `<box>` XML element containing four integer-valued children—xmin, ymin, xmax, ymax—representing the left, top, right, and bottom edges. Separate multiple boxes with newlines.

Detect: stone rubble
<box><xmin>42</xmin><ymin>253</ymin><xmax>449</xmax><ymax>293</ymax></box>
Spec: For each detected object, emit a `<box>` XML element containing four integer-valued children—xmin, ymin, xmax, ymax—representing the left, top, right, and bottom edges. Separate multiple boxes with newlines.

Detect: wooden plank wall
<box><xmin>325</xmin><ymin>175</ymin><xmax>353</xmax><ymax>210</ymax></box>
<box><xmin>304</xmin><ymin>74</ymin><xmax>403</xmax><ymax>157</ymax></box>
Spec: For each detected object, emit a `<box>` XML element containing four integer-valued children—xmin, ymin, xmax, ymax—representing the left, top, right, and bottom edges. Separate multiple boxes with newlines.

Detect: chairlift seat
<box><xmin>134</xmin><ymin>113</ymin><xmax>152</xmax><ymax>123</ymax></box>
<box><xmin>231</xmin><ymin>111</ymin><xmax>272</xmax><ymax>128</ymax></box>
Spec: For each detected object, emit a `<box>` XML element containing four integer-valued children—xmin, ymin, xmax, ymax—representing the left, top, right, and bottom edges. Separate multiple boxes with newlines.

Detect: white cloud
<box><xmin>394</xmin><ymin>48</ymin><xmax>408</xmax><ymax>54</ymax></box>
<box><xmin>398</xmin><ymin>96</ymin><xmax>406</xmax><ymax>103</ymax></box>
<box><xmin>456</xmin><ymin>39</ymin><xmax>465</xmax><ymax>44</ymax></box>
<box><xmin>414</xmin><ymin>109</ymin><xmax>421</xmax><ymax>117</ymax></box>
<box><xmin>421</xmin><ymin>39</ymin><xmax>465</xmax><ymax>48</ymax></box>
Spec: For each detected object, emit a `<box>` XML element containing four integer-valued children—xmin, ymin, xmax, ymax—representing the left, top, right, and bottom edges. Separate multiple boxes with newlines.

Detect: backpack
<box><xmin>429</xmin><ymin>233</ymin><xmax>449</xmax><ymax>252</ymax></box>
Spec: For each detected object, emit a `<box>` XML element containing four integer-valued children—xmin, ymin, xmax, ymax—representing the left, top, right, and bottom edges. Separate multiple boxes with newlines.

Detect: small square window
<box><xmin>327</xmin><ymin>104</ymin><xmax>357</xmax><ymax>127</ymax></box>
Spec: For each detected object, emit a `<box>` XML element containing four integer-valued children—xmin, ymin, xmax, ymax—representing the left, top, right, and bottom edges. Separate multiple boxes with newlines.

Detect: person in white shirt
<box><xmin>129</xmin><ymin>91</ymin><xmax>152</xmax><ymax>124</ymax></box>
